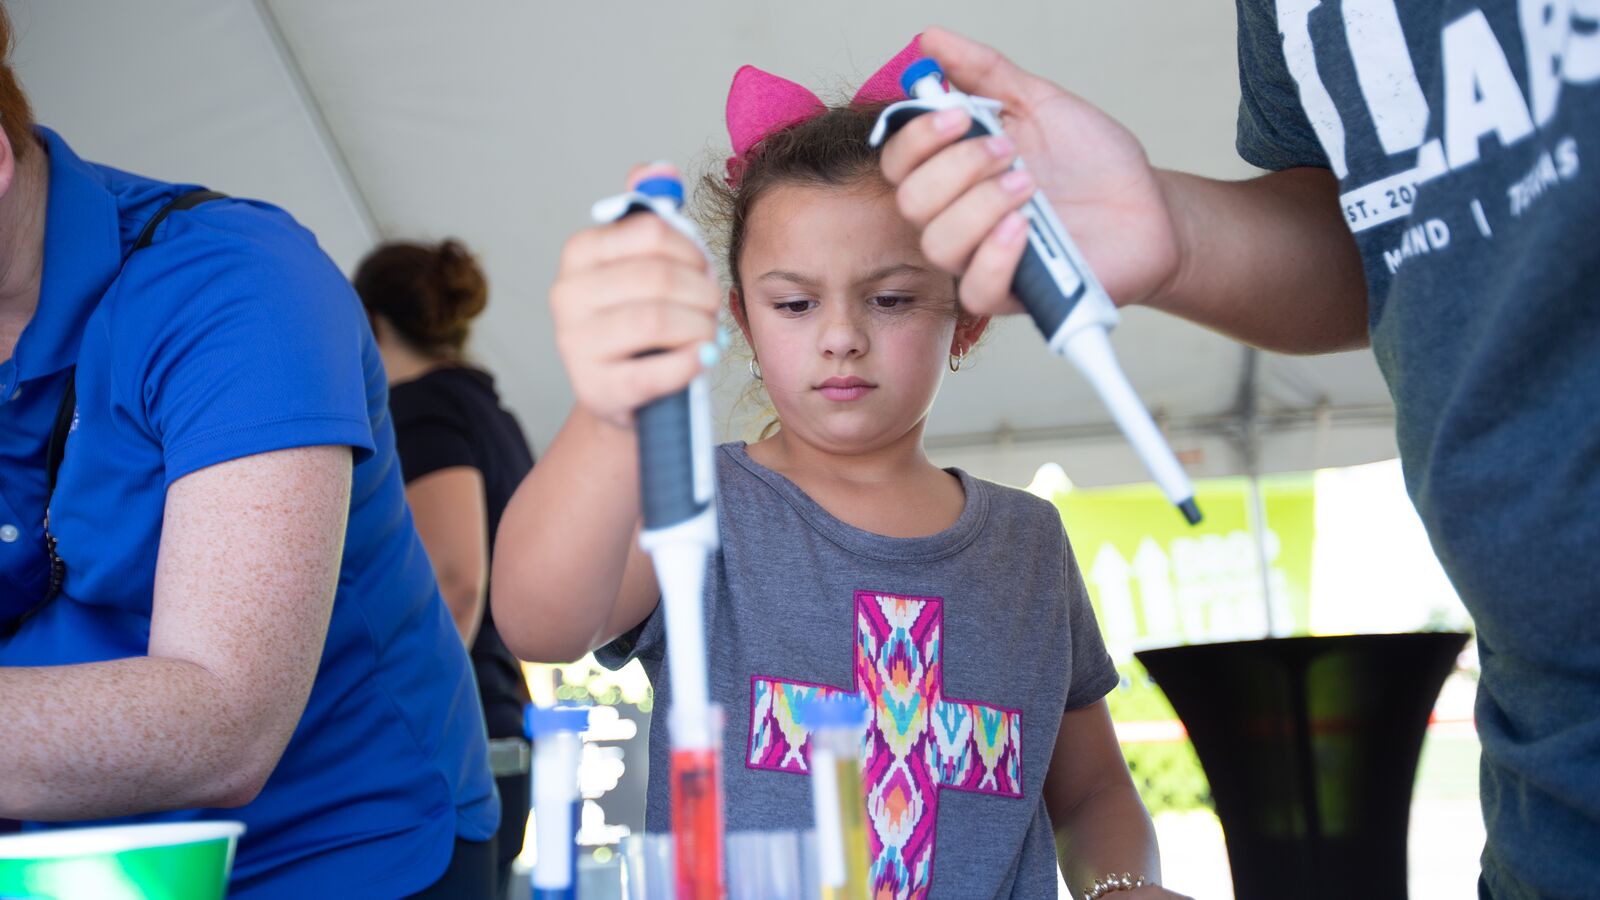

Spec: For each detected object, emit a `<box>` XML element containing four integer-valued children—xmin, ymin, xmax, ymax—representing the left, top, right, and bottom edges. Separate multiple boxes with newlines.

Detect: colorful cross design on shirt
<box><xmin>747</xmin><ymin>591</ymin><xmax>1023</xmax><ymax>900</ymax></box>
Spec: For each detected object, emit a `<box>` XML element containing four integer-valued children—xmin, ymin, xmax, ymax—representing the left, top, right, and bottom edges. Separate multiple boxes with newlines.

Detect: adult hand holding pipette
<box><xmin>875</xmin><ymin>27</ymin><xmax>1367</xmax><ymax>355</ymax></box>
<box><xmin>872</xmin><ymin>50</ymin><xmax>1204</xmax><ymax>523</ymax></box>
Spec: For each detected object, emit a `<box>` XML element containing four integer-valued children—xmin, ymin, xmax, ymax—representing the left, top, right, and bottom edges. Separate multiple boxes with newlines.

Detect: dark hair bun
<box><xmin>433</xmin><ymin>239</ymin><xmax>489</xmax><ymax>327</ymax></box>
<box><xmin>354</xmin><ymin>238</ymin><xmax>488</xmax><ymax>356</ymax></box>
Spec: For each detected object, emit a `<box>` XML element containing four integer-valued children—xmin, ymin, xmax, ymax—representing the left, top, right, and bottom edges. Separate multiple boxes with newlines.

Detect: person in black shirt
<box><xmin>355</xmin><ymin>239</ymin><xmax>535</xmax><ymax>899</ymax></box>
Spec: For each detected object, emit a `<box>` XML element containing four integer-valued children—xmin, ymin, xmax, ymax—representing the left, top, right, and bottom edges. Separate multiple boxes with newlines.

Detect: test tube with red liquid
<box><xmin>670</xmin><ymin>704</ymin><xmax>726</xmax><ymax>900</ymax></box>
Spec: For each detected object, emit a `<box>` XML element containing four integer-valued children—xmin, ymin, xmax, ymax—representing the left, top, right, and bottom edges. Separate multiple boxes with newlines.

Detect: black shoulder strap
<box><xmin>130</xmin><ymin>189</ymin><xmax>227</xmax><ymax>255</ymax></box>
<box><xmin>43</xmin><ymin>377</ymin><xmax>75</xmax><ymax>496</ymax></box>
<box><xmin>45</xmin><ymin>189</ymin><xmax>228</xmax><ymax>495</ymax></box>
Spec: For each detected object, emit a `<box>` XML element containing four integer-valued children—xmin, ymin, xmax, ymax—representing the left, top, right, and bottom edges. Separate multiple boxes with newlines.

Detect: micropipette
<box><xmin>592</xmin><ymin>164</ymin><xmax>726</xmax><ymax>899</ymax></box>
<box><xmin>870</xmin><ymin>59</ymin><xmax>1202</xmax><ymax>525</ymax></box>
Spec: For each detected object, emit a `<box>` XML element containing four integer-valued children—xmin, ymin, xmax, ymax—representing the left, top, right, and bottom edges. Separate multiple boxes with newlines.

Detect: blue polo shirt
<box><xmin>0</xmin><ymin>129</ymin><xmax>498</xmax><ymax>897</ymax></box>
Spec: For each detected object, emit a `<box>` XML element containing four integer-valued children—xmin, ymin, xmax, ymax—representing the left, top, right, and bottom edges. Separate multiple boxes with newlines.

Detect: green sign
<box><xmin>1053</xmin><ymin>475</ymin><xmax>1316</xmax><ymax>660</ymax></box>
<box><xmin>1049</xmin><ymin>476</ymin><xmax>1317</xmax><ymax>814</ymax></box>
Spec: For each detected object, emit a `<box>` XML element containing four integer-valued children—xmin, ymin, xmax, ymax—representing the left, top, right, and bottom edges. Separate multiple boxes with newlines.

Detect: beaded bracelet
<box><xmin>1083</xmin><ymin>872</ymin><xmax>1149</xmax><ymax>899</ymax></box>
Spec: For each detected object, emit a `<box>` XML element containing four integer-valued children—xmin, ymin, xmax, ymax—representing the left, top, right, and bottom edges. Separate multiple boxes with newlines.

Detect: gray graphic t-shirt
<box><xmin>1236</xmin><ymin>2</ymin><xmax>1600</xmax><ymax>896</ymax></box>
<box><xmin>599</xmin><ymin>443</ymin><xmax>1117</xmax><ymax>899</ymax></box>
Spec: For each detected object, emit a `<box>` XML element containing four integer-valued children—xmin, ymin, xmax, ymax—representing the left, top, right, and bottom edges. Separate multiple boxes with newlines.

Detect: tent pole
<box><xmin>1247</xmin><ymin>464</ymin><xmax>1277</xmax><ymax>637</ymax></box>
<box><xmin>248</xmin><ymin>0</ymin><xmax>381</xmax><ymax>245</ymax></box>
<box><xmin>1235</xmin><ymin>349</ymin><xmax>1278</xmax><ymax>637</ymax></box>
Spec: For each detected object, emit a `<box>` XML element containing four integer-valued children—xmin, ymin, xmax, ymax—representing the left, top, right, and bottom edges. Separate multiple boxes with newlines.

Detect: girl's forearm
<box><xmin>490</xmin><ymin>405</ymin><xmax>650</xmax><ymax>662</ymax></box>
<box><xmin>1054</xmin><ymin>781</ymin><xmax>1163</xmax><ymax>892</ymax></box>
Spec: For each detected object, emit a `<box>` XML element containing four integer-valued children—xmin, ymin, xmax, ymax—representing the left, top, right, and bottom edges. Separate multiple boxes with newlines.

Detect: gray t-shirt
<box><xmin>599</xmin><ymin>443</ymin><xmax>1117</xmax><ymax>899</ymax></box>
<box><xmin>1235</xmin><ymin>3</ymin><xmax>1599</xmax><ymax>896</ymax></box>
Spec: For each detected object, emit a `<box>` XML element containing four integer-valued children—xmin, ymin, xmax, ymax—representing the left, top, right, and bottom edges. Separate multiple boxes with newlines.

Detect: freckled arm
<box><xmin>0</xmin><ymin>446</ymin><xmax>347</xmax><ymax>820</ymax></box>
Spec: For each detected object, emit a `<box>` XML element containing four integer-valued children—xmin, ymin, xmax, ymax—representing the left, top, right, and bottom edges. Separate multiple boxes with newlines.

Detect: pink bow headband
<box><xmin>724</xmin><ymin>36</ymin><xmax>924</xmax><ymax>186</ymax></box>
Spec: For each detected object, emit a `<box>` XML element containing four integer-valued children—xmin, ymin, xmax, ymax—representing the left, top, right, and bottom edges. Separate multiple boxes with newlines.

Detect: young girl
<box><xmin>493</xmin><ymin>45</ymin><xmax>1183</xmax><ymax>900</ymax></box>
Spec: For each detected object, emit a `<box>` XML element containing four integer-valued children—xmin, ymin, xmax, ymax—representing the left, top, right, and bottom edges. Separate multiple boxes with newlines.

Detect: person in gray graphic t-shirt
<box><xmin>880</xmin><ymin>15</ymin><xmax>1598</xmax><ymax>900</ymax></box>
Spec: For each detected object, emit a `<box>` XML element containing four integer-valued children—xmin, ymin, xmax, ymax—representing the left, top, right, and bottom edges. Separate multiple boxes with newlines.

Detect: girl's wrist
<box><xmin>1082</xmin><ymin>872</ymin><xmax>1152</xmax><ymax>899</ymax></box>
<box><xmin>573</xmin><ymin>400</ymin><xmax>636</xmax><ymax>437</ymax></box>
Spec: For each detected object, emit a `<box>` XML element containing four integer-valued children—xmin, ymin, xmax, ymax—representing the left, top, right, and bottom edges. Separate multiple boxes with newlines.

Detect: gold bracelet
<box><xmin>1083</xmin><ymin>872</ymin><xmax>1149</xmax><ymax>899</ymax></box>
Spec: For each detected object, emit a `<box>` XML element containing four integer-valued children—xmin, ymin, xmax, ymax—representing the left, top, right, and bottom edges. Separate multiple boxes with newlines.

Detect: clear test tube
<box><xmin>725</xmin><ymin>830</ymin><xmax>805</xmax><ymax>900</ymax></box>
<box><xmin>622</xmin><ymin>833</ymin><xmax>675</xmax><ymax>900</ymax></box>
<box><xmin>526</xmin><ymin>705</ymin><xmax>591</xmax><ymax>900</ymax></box>
<box><xmin>803</xmin><ymin>697</ymin><xmax>871</xmax><ymax>900</ymax></box>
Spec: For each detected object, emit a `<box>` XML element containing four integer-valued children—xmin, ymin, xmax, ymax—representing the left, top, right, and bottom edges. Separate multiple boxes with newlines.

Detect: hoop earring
<box><xmin>949</xmin><ymin>349</ymin><xmax>966</xmax><ymax>373</ymax></box>
<box><xmin>749</xmin><ymin>357</ymin><xmax>763</xmax><ymax>381</ymax></box>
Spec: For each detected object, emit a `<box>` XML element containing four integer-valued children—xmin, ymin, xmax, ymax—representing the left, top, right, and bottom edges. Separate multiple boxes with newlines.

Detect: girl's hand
<box><xmin>549</xmin><ymin>211</ymin><xmax>722</xmax><ymax>430</ymax></box>
<box><xmin>878</xmin><ymin>27</ymin><xmax>1182</xmax><ymax>318</ymax></box>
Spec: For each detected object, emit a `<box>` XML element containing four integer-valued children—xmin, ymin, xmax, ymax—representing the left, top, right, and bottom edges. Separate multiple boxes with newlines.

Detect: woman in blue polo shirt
<box><xmin>0</xmin><ymin>12</ymin><xmax>497</xmax><ymax>897</ymax></box>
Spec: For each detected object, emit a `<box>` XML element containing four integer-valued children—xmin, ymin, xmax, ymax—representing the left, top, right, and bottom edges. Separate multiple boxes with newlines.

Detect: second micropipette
<box><xmin>870</xmin><ymin>59</ymin><xmax>1202</xmax><ymax>525</ymax></box>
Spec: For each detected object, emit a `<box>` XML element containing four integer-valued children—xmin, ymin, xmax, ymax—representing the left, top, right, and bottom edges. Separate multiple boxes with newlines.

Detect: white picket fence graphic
<box><xmin>1087</xmin><ymin>531</ymin><xmax>1295</xmax><ymax>662</ymax></box>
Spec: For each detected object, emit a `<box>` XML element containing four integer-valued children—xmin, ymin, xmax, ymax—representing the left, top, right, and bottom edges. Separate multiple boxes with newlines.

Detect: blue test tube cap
<box><xmin>801</xmin><ymin>694</ymin><xmax>869</xmax><ymax>730</ymax></box>
<box><xmin>524</xmin><ymin>704</ymin><xmax>591</xmax><ymax>739</ymax></box>
<box><xmin>900</xmin><ymin>57</ymin><xmax>945</xmax><ymax>97</ymax></box>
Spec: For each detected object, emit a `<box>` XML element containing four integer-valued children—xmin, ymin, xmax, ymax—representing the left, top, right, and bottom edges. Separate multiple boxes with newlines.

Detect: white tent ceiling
<box><xmin>8</xmin><ymin>0</ymin><xmax>1397</xmax><ymax>488</ymax></box>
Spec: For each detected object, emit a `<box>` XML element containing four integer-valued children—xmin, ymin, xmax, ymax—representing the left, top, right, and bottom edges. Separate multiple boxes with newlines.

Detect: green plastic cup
<box><xmin>0</xmin><ymin>821</ymin><xmax>245</xmax><ymax>900</ymax></box>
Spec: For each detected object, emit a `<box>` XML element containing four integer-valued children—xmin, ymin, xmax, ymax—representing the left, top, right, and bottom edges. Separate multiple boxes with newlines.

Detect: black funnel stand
<box><xmin>1136</xmin><ymin>632</ymin><xmax>1468</xmax><ymax>899</ymax></box>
